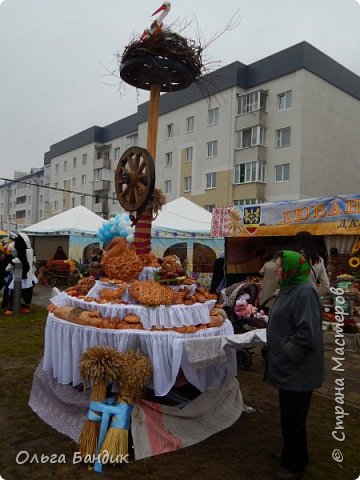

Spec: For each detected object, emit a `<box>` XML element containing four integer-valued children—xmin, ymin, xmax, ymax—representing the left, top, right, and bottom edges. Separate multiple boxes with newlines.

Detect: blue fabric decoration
<box><xmin>86</xmin><ymin>397</ymin><xmax>133</xmax><ymax>473</ymax></box>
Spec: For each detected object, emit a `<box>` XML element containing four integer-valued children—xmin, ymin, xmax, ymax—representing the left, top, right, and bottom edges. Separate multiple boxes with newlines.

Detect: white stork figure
<box><xmin>140</xmin><ymin>1</ymin><xmax>171</xmax><ymax>41</ymax></box>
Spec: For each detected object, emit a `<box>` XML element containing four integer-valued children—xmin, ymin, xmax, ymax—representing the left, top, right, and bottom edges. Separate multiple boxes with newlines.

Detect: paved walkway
<box><xmin>32</xmin><ymin>283</ymin><xmax>60</xmax><ymax>309</ymax></box>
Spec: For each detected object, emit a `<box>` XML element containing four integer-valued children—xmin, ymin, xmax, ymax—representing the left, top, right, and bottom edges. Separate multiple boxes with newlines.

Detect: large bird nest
<box><xmin>120</xmin><ymin>31</ymin><xmax>203</xmax><ymax>91</ymax></box>
<box><xmin>122</xmin><ymin>31</ymin><xmax>203</xmax><ymax>80</ymax></box>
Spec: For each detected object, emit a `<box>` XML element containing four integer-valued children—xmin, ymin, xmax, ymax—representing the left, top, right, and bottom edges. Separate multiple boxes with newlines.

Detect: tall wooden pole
<box><xmin>133</xmin><ymin>84</ymin><xmax>161</xmax><ymax>255</ymax></box>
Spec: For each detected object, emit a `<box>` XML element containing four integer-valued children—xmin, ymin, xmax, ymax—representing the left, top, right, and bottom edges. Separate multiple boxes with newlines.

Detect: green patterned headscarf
<box><xmin>279</xmin><ymin>250</ymin><xmax>310</xmax><ymax>287</ymax></box>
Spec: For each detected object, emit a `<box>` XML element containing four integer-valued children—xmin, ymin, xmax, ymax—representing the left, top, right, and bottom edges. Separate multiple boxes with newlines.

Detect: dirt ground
<box><xmin>0</xmin><ymin>305</ymin><xmax>359</xmax><ymax>480</ymax></box>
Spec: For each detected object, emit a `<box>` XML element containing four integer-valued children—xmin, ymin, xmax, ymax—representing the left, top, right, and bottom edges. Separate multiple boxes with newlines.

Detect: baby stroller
<box><xmin>219</xmin><ymin>281</ymin><xmax>272</xmax><ymax>370</ymax></box>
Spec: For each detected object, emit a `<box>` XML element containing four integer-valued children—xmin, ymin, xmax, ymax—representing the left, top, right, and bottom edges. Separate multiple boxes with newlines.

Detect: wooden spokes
<box><xmin>115</xmin><ymin>146</ymin><xmax>155</xmax><ymax>212</ymax></box>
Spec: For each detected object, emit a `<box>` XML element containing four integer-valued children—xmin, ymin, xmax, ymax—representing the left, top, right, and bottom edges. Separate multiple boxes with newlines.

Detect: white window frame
<box><xmin>80</xmin><ymin>196</ymin><xmax>86</xmax><ymax>206</ymax></box>
<box><xmin>81</xmin><ymin>174</ymin><xmax>87</xmax><ymax>185</ymax></box>
<box><xmin>235</xmin><ymin>126</ymin><xmax>266</xmax><ymax>149</ymax></box>
<box><xmin>278</xmin><ymin>90</ymin><xmax>292</xmax><ymax>110</ymax></box>
<box><xmin>164</xmin><ymin>180</ymin><xmax>171</xmax><ymax>194</ymax></box>
<box><xmin>275</xmin><ymin>127</ymin><xmax>291</xmax><ymax>148</ymax></box>
<box><xmin>82</xmin><ymin>153</ymin><xmax>87</xmax><ymax>165</ymax></box>
<box><xmin>184</xmin><ymin>176</ymin><xmax>192</xmax><ymax>192</ymax></box>
<box><xmin>165</xmin><ymin>152</ymin><xmax>173</xmax><ymax>167</ymax></box>
<box><xmin>126</xmin><ymin>134</ymin><xmax>138</xmax><ymax>149</ymax></box>
<box><xmin>237</xmin><ymin>90</ymin><xmax>267</xmax><ymax>115</ymax></box>
<box><xmin>274</xmin><ymin>163</ymin><xmax>290</xmax><ymax>182</ymax></box>
<box><xmin>186</xmin><ymin>116</ymin><xmax>194</xmax><ymax>133</ymax></box>
<box><xmin>207</xmin><ymin>107</ymin><xmax>219</xmax><ymax>126</ymax></box>
<box><xmin>55</xmin><ymin>164</ymin><xmax>59</xmax><ymax>174</ymax></box>
<box><xmin>114</xmin><ymin>147</ymin><xmax>121</xmax><ymax>159</ymax></box>
<box><xmin>205</xmin><ymin>172</ymin><xmax>216</xmax><ymax>189</ymax></box>
<box><xmin>94</xmin><ymin>169</ymin><xmax>102</xmax><ymax>181</ymax></box>
<box><xmin>206</xmin><ymin>140</ymin><xmax>218</xmax><ymax>158</ymax></box>
<box><xmin>166</xmin><ymin>123</ymin><xmax>173</xmax><ymax>139</ymax></box>
<box><xmin>185</xmin><ymin>146</ymin><xmax>193</xmax><ymax>163</ymax></box>
<box><xmin>234</xmin><ymin>161</ymin><xmax>266</xmax><ymax>184</ymax></box>
<box><xmin>72</xmin><ymin>177</ymin><xmax>76</xmax><ymax>187</ymax></box>
<box><xmin>204</xmin><ymin>204</ymin><xmax>215</xmax><ymax>212</ymax></box>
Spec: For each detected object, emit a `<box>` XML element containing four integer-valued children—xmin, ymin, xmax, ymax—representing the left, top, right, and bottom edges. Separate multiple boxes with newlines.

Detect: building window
<box><xmin>278</xmin><ymin>90</ymin><xmax>292</xmax><ymax>110</ymax></box>
<box><xmin>81</xmin><ymin>175</ymin><xmax>87</xmax><ymax>185</ymax></box>
<box><xmin>235</xmin><ymin>126</ymin><xmax>266</xmax><ymax>149</ymax></box>
<box><xmin>72</xmin><ymin>177</ymin><xmax>76</xmax><ymax>187</ymax></box>
<box><xmin>114</xmin><ymin>147</ymin><xmax>121</xmax><ymax>159</ymax></box>
<box><xmin>166</xmin><ymin>123</ymin><xmax>173</xmax><ymax>138</ymax></box>
<box><xmin>54</xmin><ymin>182</ymin><xmax>58</xmax><ymax>189</ymax></box>
<box><xmin>73</xmin><ymin>157</ymin><xmax>77</xmax><ymax>168</ymax></box>
<box><xmin>204</xmin><ymin>204</ymin><xmax>215</xmax><ymax>212</ymax></box>
<box><xmin>206</xmin><ymin>172</ymin><xmax>216</xmax><ymax>189</ymax></box>
<box><xmin>237</xmin><ymin>90</ymin><xmax>267</xmax><ymax>115</ymax></box>
<box><xmin>234</xmin><ymin>161</ymin><xmax>266</xmax><ymax>184</ymax></box>
<box><xmin>185</xmin><ymin>146</ymin><xmax>193</xmax><ymax>163</ymax></box>
<box><xmin>64</xmin><ymin>161</ymin><xmax>67</xmax><ymax>172</ymax></box>
<box><xmin>184</xmin><ymin>176</ymin><xmax>192</xmax><ymax>192</ymax></box>
<box><xmin>80</xmin><ymin>196</ymin><xmax>85</xmax><ymax>206</ymax></box>
<box><xmin>44</xmin><ymin>201</ymin><xmax>49</xmax><ymax>212</ymax></box>
<box><xmin>206</xmin><ymin>140</ymin><xmax>218</xmax><ymax>158</ymax></box>
<box><xmin>207</xmin><ymin>107</ymin><xmax>219</xmax><ymax>126</ymax></box>
<box><xmin>54</xmin><ymin>201</ymin><xmax>58</xmax><ymax>211</ymax></box>
<box><xmin>16</xmin><ymin>195</ymin><xmax>27</xmax><ymax>205</ymax></box>
<box><xmin>94</xmin><ymin>169</ymin><xmax>102</xmax><ymax>181</ymax></box>
<box><xmin>164</xmin><ymin>180</ymin><xmax>171</xmax><ymax>194</ymax></box>
<box><xmin>274</xmin><ymin>163</ymin><xmax>290</xmax><ymax>182</ymax></box>
<box><xmin>55</xmin><ymin>164</ymin><xmax>59</xmax><ymax>174</ymax></box>
<box><xmin>39</xmin><ymin>209</ymin><xmax>43</xmax><ymax>218</ymax></box>
<box><xmin>276</xmin><ymin>127</ymin><xmax>291</xmax><ymax>148</ymax></box>
<box><xmin>39</xmin><ymin>194</ymin><xmax>43</xmax><ymax>203</ymax></box>
<box><xmin>186</xmin><ymin>116</ymin><xmax>194</xmax><ymax>133</ymax></box>
<box><xmin>126</xmin><ymin>134</ymin><xmax>138</xmax><ymax>148</ymax></box>
<box><xmin>165</xmin><ymin>152</ymin><xmax>173</xmax><ymax>167</ymax></box>
<box><xmin>28</xmin><ymin>196</ymin><xmax>31</xmax><ymax>203</ymax></box>
<box><xmin>72</xmin><ymin>197</ymin><xmax>75</xmax><ymax>208</ymax></box>
<box><xmin>82</xmin><ymin>153</ymin><xmax>87</xmax><ymax>165</ymax></box>
<box><xmin>234</xmin><ymin>198</ymin><xmax>260</xmax><ymax>206</ymax></box>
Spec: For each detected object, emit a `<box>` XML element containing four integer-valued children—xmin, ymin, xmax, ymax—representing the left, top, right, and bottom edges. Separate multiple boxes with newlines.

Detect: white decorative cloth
<box><xmin>43</xmin><ymin>315</ymin><xmax>236</xmax><ymax>396</ymax></box>
<box><xmin>51</xmin><ymin>292</ymin><xmax>215</xmax><ymax>330</ymax></box>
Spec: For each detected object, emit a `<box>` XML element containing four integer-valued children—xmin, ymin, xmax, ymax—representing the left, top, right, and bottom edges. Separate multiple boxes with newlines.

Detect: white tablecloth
<box><xmin>52</xmin><ymin>291</ymin><xmax>214</xmax><ymax>330</ymax></box>
<box><xmin>43</xmin><ymin>314</ymin><xmax>237</xmax><ymax>396</ymax></box>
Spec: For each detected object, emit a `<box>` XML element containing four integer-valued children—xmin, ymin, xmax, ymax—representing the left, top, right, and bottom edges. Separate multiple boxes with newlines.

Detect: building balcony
<box><xmin>93</xmin><ymin>180</ymin><xmax>111</xmax><ymax>192</ymax></box>
<box><xmin>94</xmin><ymin>157</ymin><xmax>111</xmax><ymax>170</ymax></box>
<box><xmin>94</xmin><ymin>200</ymin><xmax>109</xmax><ymax>215</ymax></box>
<box><xmin>235</xmin><ymin>110</ymin><xmax>267</xmax><ymax>130</ymax></box>
<box><xmin>234</xmin><ymin>145</ymin><xmax>267</xmax><ymax>163</ymax></box>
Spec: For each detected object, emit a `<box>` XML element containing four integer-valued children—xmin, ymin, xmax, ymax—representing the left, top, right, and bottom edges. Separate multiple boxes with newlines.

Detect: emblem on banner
<box><xmin>243</xmin><ymin>206</ymin><xmax>261</xmax><ymax>234</ymax></box>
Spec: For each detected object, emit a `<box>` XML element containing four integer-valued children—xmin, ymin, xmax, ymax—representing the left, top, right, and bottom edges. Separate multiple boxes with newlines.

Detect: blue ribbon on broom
<box><xmin>86</xmin><ymin>398</ymin><xmax>133</xmax><ymax>473</ymax></box>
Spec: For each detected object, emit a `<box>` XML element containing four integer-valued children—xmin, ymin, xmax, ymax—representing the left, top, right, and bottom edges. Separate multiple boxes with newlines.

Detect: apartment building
<box><xmin>1</xmin><ymin>41</ymin><xmax>359</xmax><ymax>228</ymax></box>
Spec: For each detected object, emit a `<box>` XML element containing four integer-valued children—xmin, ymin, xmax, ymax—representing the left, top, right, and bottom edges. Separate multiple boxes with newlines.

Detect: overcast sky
<box><xmin>1</xmin><ymin>0</ymin><xmax>360</xmax><ymax>182</ymax></box>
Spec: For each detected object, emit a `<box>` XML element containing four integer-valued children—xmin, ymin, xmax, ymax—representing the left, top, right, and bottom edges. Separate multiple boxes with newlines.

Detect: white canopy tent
<box><xmin>22</xmin><ymin>206</ymin><xmax>104</xmax><ymax>236</ymax></box>
<box><xmin>150</xmin><ymin>198</ymin><xmax>223</xmax><ymax>285</ymax></box>
<box><xmin>22</xmin><ymin>206</ymin><xmax>104</xmax><ymax>262</ymax></box>
<box><xmin>152</xmin><ymin>197</ymin><xmax>213</xmax><ymax>236</ymax></box>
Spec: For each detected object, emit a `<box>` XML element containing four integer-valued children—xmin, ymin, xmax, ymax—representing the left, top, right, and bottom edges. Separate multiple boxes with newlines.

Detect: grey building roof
<box><xmin>44</xmin><ymin>41</ymin><xmax>360</xmax><ymax>162</ymax></box>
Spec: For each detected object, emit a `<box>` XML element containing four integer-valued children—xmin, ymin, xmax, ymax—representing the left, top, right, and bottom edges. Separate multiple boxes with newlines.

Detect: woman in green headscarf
<box><xmin>265</xmin><ymin>250</ymin><xmax>325</xmax><ymax>480</ymax></box>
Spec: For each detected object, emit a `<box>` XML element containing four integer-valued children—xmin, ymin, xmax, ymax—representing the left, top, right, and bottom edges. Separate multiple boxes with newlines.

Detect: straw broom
<box><xmin>99</xmin><ymin>350</ymin><xmax>152</xmax><ymax>463</ymax></box>
<box><xmin>77</xmin><ymin>346</ymin><xmax>124</xmax><ymax>458</ymax></box>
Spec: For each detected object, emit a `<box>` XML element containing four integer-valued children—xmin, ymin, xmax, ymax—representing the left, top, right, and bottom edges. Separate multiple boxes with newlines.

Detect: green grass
<box><xmin>0</xmin><ymin>308</ymin><xmax>359</xmax><ymax>480</ymax></box>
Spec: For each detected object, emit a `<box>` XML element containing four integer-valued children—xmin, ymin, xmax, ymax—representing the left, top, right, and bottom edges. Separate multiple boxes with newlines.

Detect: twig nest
<box><xmin>120</xmin><ymin>31</ymin><xmax>203</xmax><ymax>92</ymax></box>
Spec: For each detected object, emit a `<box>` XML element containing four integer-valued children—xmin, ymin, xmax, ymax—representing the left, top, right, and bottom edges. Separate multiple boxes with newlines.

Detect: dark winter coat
<box><xmin>265</xmin><ymin>283</ymin><xmax>325</xmax><ymax>392</ymax></box>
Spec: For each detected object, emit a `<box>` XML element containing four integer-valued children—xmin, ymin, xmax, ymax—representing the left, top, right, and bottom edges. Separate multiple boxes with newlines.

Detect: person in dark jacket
<box><xmin>265</xmin><ymin>250</ymin><xmax>324</xmax><ymax>480</ymax></box>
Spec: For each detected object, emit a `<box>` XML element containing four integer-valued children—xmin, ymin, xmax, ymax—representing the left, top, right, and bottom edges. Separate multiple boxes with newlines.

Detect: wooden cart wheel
<box><xmin>43</xmin><ymin>271</ymin><xmax>57</xmax><ymax>287</ymax></box>
<box><xmin>115</xmin><ymin>146</ymin><xmax>155</xmax><ymax>212</ymax></box>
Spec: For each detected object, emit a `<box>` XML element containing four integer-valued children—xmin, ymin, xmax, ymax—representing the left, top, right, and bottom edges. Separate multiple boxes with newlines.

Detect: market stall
<box><xmin>21</xmin><ymin>206</ymin><xmax>103</xmax><ymax>263</ymax></box>
<box><xmin>211</xmin><ymin>194</ymin><xmax>360</xmax><ymax>335</ymax></box>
